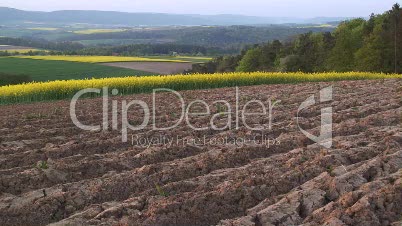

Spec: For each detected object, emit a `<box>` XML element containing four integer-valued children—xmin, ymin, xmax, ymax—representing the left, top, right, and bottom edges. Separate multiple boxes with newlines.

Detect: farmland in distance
<box><xmin>0</xmin><ymin>45</ymin><xmax>41</xmax><ymax>53</ymax></box>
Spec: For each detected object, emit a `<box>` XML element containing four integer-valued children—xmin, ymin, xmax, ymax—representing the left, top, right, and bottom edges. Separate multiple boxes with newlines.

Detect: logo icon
<box><xmin>297</xmin><ymin>86</ymin><xmax>333</xmax><ymax>148</ymax></box>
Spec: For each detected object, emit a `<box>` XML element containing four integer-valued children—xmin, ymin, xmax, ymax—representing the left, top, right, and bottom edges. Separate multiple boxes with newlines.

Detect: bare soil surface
<box><xmin>101</xmin><ymin>62</ymin><xmax>193</xmax><ymax>74</ymax></box>
<box><xmin>0</xmin><ymin>79</ymin><xmax>401</xmax><ymax>226</ymax></box>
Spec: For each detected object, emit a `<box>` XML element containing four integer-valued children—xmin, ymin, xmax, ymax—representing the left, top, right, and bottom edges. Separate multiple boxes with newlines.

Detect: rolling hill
<box><xmin>0</xmin><ymin>7</ymin><xmax>352</xmax><ymax>26</ymax></box>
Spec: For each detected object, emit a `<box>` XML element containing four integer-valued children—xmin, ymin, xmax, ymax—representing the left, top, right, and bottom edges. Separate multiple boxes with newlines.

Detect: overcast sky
<box><xmin>0</xmin><ymin>0</ymin><xmax>399</xmax><ymax>17</ymax></box>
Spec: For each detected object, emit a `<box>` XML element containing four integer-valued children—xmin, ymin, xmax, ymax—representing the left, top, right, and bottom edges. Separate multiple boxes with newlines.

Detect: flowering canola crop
<box><xmin>0</xmin><ymin>72</ymin><xmax>400</xmax><ymax>104</ymax></box>
<box><xmin>13</xmin><ymin>56</ymin><xmax>188</xmax><ymax>63</ymax></box>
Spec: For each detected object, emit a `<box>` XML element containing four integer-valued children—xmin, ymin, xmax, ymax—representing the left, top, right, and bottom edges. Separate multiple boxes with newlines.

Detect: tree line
<box><xmin>63</xmin><ymin>43</ymin><xmax>238</xmax><ymax>56</ymax></box>
<box><xmin>61</xmin><ymin>25</ymin><xmax>334</xmax><ymax>48</ymax></box>
<box><xmin>0</xmin><ymin>37</ymin><xmax>84</xmax><ymax>52</ymax></box>
<box><xmin>0</xmin><ymin>38</ymin><xmax>238</xmax><ymax>56</ymax></box>
<box><xmin>189</xmin><ymin>4</ymin><xmax>401</xmax><ymax>74</ymax></box>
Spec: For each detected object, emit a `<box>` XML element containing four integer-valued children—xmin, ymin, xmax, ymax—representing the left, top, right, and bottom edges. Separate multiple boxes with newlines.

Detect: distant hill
<box><xmin>0</xmin><ymin>7</ymin><xmax>352</xmax><ymax>26</ymax></box>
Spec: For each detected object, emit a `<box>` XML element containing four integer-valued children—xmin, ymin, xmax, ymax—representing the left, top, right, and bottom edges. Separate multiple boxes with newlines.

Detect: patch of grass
<box><xmin>326</xmin><ymin>165</ymin><xmax>335</xmax><ymax>176</ymax></box>
<box><xmin>154</xmin><ymin>183</ymin><xmax>169</xmax><ymax>197</ymax></box>
<box><xmin>36</xmin><ymin>161</ymin><xmax>49</xmax><ymax>170</ymax></box>
<box><xmin>241</xmin><ymin>95</ymin><xmax>253</xmax><ymax>103</ymax></box>
<box><xmin>271</xmin><ymin>98</ymin><xmax>281</xmax><ymax>106</ymax></box>
<box><xmin>25</xmin><ymin>113</ymin><xmax>48</xmax><ymax>120</ymax></box>
<box><xmin>52</xmin><ymin>107</ymin><xmax>63</xmax><ymax>115</ymax></box>
<box><xmin>170</xmin><ymin>112</ymin><xmax>177</xmax><ymax>118</ymax></box>
<box><xmin>215</xmin><ymin>103</ymin><xmax>227</xmax><ymax>116</ymax></box>
<box><xmin>300</xmin><ymin>156</ymin><xmax>308</xmax><ymax>163</ymax></box>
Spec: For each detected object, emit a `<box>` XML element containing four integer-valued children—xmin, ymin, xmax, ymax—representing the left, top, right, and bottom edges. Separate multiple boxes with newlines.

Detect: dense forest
<box><xmin>190</xmin><ymin>4</ymin><xmax>402</xmax><ymax>74</ymax></box>
<box><xmin>0</xmin><ymin>37</ymin><xmax>84</xmax><ymax>52</ymax></box>
<box><xmin>62</xmin><ymin>25</ymin><xmax>334</xmax><ymax>48</ymax></box>
<box><xmin>0</xmin><ymin>25</ymin><xmax>335</xmax><ymax>56</ymax></box>
<box><xmin>0</xmin><ymin>40</ymin><xmax>237</xmax><ymax>56</ymax></box>
<box><xmin>71</xmin><ymin>44</ymin><xmax>238</xmax><ymax>56</ymax></box>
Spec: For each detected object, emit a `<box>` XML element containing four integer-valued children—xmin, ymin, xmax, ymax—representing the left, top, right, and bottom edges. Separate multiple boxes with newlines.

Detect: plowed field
<box><xmin>0</xmin><ymin>79</ymin><xmax>401</xmax><ymax>226</ymax></box>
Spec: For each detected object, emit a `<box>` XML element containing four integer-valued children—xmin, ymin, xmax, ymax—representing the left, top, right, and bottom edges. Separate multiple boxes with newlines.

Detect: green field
<box><xmin>0</xmin><ymin>57</ymin><xmax>154</xmax><ymax>82</ymax></box>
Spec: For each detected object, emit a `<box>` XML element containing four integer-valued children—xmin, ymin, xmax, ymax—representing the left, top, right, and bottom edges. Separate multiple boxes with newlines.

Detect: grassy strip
<box><xmin>0</xmin><ymin>72</ymin><xmax>400</xmax><ymax>105</ymax></box>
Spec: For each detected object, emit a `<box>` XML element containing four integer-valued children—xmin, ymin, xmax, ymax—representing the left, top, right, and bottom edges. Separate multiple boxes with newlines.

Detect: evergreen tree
<box><xmin>390</xmin><ymin>3</ymin><xmax>401</xmax><ymax>73</ymax></box>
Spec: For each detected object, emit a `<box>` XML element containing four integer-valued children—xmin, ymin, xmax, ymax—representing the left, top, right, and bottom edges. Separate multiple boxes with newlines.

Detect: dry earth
<box><xmin>101</xmin><ymin>62</ymin><xmax>193</xmax><ymax>74</ymax></box>
<box><xmin>0</xmin><ymin>79</ymin><xmax>401</xmax><ymax>226</ymax></box>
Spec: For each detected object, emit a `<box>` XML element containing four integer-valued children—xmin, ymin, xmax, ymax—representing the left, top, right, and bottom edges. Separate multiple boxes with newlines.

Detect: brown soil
<box><xmin>101</xmin><ymin>62</ymin><xmax>193</xmax><ymax>74</ymax></box>
<box><xmin>0</xmin><ymin>79</ymin><xmax>401</xmax><ymax>226</ymax></box>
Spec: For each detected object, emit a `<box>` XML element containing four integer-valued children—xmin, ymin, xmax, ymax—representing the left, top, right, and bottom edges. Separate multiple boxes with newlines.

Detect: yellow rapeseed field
<box><xmin>0</xmin><ymin>72</ymin><xmax>400</xmax><ymax>104</ymax></box>
<box><xmin>15</xmin><ymin>56</ymin><xmax>187</xmax><ymax>63</ymax></box>
<box><xmin>13</xmin><ymin>56</ymin><xmax>189</xmax><ymax>63</ymax></box>
<box><xmin>73</xmin><ymin>29</ymin><xmax>128</xmax><ymax>34</ymax></box>
<box><xmin>27</xmin><ymin>27</ymin><xmax>59</xmax><ymax>31</ymax></box>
